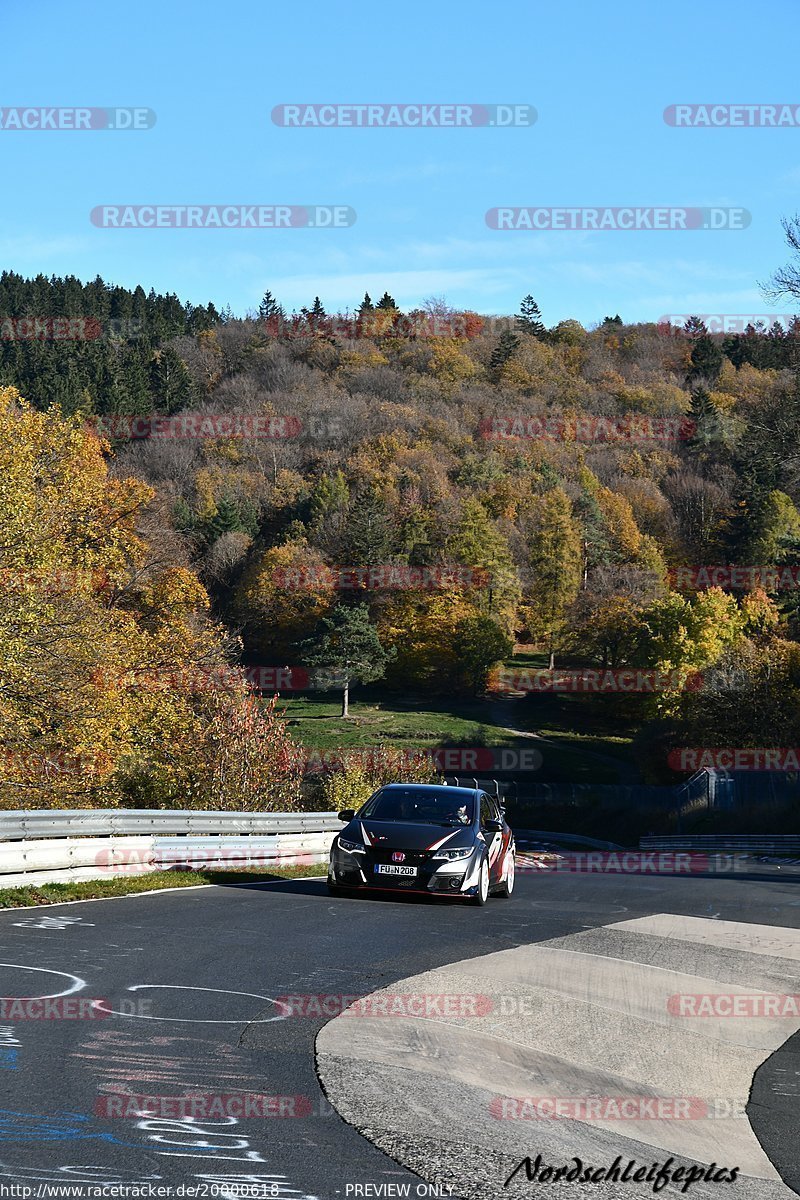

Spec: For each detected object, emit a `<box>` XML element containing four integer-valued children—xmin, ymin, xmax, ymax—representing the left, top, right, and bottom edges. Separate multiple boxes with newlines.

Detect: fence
<box><xmin>446</xmin><ymin>771</ymin><xmax>714</xmax><ymax>819</ymax></box>
<box><xmin>446</xmin><ymin>767</ymin><xmax>800</xmax><ymax>827</ymax></box>
<box><xmin>0</xmin><ymin>809</ymin><xmax>345</xmax><ymax>889</ymax></box>
<box><xmin>640</xmin><ymin>835</ymin><xmax>800</xmax><ymax>854</ymax></box>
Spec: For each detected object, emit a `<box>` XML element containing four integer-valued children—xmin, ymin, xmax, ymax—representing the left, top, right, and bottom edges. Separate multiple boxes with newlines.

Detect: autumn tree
<box><xmin>230</xmin><ymin>539</ymin><xmax>335</xmax><ymax>659</ymax></box>
<box><xmin>449</xmin><ymin>497</ymin><xmax>521</xmax><ymax>634</ymax></box>
<box><xmin>381</xmin><ymin>587</ymin><xmax>500</xmax><ymax>696</ymax></box>
<box><xmin>0</xmin><ymin>386</ymin><xmax>304</xmax><ymax>809</ymax></box>
<box><xmin>523</xmin><ymin>487</ymin><xmax>583</xmax><ymax>668</ymax></box>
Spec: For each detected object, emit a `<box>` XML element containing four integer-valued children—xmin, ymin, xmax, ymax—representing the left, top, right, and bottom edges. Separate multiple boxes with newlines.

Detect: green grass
<box><xmin>281</xmin><ymin>695</ymin><xmax>519</xmax><ymax>750</ymax></box>
<box><xmin>0</xmin><ymin>864</ymin><xmax>321</xmax><ymax>909</ymax></box>
<box><xmin>513</xmin><ymin>738</ymin><xmax>630</xmax><ymax>784</ymax></box>
<box><xmin>493</xmin><ymin>669</ymin><xmax>641</xmax><ymax>781</ymax></box>
<box><xmin>279</xmin><ymin>683</ymin><xmax>641</xmax><ymax>785</ymax></box>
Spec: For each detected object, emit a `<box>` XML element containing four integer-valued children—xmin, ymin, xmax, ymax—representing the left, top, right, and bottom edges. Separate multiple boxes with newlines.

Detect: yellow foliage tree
<box><xmin>0</xmin><ymin>388</ymin><xmax>302</xmax><ymax>809</ymax></box>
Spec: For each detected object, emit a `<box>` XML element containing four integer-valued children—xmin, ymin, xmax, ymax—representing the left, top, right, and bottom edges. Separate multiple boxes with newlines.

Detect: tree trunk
<box><xmin>548</xmin><ymin>641</ymin><xmax>555</xmax><ymax>671</ymax></box>
<box><xmin>341</xmin><ymin>679</ymin><xmax>350</xmax><ymax>718</ymax></box>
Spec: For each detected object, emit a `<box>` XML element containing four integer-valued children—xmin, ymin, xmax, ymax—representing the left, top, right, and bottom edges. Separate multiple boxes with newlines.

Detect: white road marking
<box><xmin>92</xmin><ymin>984</ymin><xmax>287</xmax><ymax>1024</ymax></box>
<box><xmin>11</xmin><ymin>915</ymin><xmax>94</xmax><ymax>930</ymax></box>
<box><xmin>0</xmin><ymin>963</ymin><xmax>85</xmax><ymax>998</ymax></box>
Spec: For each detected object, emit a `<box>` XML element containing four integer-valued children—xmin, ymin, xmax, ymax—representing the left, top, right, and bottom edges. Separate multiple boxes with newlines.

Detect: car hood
<box><xmin>344</xmin><ymin>819</ymin><xmax>474</xmax><ymax>852</ymax></box>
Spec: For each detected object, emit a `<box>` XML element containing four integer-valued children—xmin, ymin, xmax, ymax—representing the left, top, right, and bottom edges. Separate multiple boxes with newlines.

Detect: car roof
<box><xmin>377</xmin><ymin>782</ymin><xmax>480</xmax><ymax>798</ymax></box>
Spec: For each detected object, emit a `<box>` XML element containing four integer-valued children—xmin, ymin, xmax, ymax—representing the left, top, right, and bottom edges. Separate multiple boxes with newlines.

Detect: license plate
<box><xmin>375</xmin><ymin>864</ymin><xmax>416</xmax><ymax>877</ymax></box>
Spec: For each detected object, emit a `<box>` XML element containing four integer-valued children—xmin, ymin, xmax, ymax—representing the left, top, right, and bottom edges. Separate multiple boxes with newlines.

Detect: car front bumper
<box><xmin>328</xmin><ymin>843</ymin><xmax>483</xmax><ymax>897</ymax></box>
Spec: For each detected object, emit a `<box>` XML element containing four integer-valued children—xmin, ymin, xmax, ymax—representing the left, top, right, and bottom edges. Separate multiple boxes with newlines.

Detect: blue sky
<box><xmin>3</xmin><ymin>0</ymin><xmax>799</xmax><ymax>326</ymax></box>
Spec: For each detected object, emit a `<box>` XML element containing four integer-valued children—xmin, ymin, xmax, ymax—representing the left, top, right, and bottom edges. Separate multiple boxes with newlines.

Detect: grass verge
<box><xmin>0</xmin><ymin>864</ymin><xmax>321</xmax><ymax>909</ymax></box>
<box><xmin>280</xmin><ymin>695</ymin><xmax>513</xmax><ymax>750</ymax></box>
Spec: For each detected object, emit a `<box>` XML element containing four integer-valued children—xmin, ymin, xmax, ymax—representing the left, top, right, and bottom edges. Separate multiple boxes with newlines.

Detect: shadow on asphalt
<box><xmin>223</xmin><ymin>875</ymin><xmax>473</xmax><ymax>905</ymax></box>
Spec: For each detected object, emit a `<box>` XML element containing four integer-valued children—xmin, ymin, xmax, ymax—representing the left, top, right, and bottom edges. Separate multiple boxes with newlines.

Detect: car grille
<box><xmin>370</xmin><ymin>848</ymin><xmax>431</xmax><ymax>865</ymax></box>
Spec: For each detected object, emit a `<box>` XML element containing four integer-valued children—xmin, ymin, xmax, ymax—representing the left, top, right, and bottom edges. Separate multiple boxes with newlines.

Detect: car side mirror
<box><xmin>338</xmin><ymin>809</ymin><xmax>356</xmax><ymax>822</ymax></box>
<box><xmin>484</xmin><ymin>818</ymin><xmax>503</xmax><ymax>833</ymax></box>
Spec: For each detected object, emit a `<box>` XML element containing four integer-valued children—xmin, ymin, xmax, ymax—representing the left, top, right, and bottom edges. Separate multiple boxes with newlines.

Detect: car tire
<box><xmin>497</xmin><ymin>848</ymin><xmax>515</xmax><ymax>898</ymax></box>
<box><xmin>471</xmin><ymin>856</ymin><xmax>490</xmax><ymax>906</ymax></box>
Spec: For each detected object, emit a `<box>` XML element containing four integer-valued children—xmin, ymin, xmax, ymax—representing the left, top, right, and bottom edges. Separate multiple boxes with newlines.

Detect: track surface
<box><xmin>0</xmin><ymin>870</ymin><xmax>798</xmax><ymax>1198</ymax></box>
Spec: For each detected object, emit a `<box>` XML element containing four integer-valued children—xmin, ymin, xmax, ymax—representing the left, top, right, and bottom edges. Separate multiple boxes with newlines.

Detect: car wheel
<box><xmin>497</xmin><ymin>848</ymin><xmax>515</xmax><ymax>898</ymax></box>
<box><xmin>471</xmin><ymin>857</ymin><xmax>490</xmax><ymax>906</ymax></box>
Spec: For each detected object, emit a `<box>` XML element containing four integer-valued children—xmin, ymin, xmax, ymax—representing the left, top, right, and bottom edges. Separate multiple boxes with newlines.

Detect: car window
<box><xmin>480</xmin><ymin>794</ymin><xmax>499</xmax><ymax>826</ymax></box>
<box><xmin>362</xmin><ymin>787</ymin><xmax>475</xmax><ymax>825</ymax></box>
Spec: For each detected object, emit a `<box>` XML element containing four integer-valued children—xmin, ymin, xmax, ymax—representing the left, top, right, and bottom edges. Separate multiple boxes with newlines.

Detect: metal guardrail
<box><xmin>640</xmin><ymin>835</ymin><xmax>800</xmax><ymax>853</ymax></box>
<box><xmin>0</xmin><ymin>809</ymin><xmax>346</xmax><ymax>890</ymax></box>
<box><xmin>0</xmin><ymin>809</ymin><xmax>344</xmax><ymax>841</ymax></box>
<box><xmin>514</xmin><ymin>828</ymin><xmax>625</xmax><ymax>851</ymax></box>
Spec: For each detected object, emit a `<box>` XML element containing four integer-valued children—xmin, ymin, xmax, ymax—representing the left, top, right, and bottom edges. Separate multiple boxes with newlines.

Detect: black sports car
<box><xmin>327</xmin><ymin>782</ymin><xmax>515</xmax><ymax>905</ymax></box>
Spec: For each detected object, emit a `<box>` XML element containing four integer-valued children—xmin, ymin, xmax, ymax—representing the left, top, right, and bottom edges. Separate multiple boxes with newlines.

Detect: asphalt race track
<box><xmin>0</xmin><ymin>866</ymin><xmax>798</xmax><ymax>1200</ymax></box>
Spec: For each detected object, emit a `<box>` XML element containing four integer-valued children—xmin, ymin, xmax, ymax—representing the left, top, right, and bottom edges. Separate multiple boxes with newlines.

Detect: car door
<box><xmin>480</xmin><ymin>793</ymin><xmax>504</xmax><ymax>883</ymax></box>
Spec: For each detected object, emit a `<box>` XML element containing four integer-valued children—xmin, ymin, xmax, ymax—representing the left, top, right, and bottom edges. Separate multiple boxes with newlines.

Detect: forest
<box><xmin>1</xmin><ymin>270</ymin><xmax>799</xmax><ymax>810</ymax></box>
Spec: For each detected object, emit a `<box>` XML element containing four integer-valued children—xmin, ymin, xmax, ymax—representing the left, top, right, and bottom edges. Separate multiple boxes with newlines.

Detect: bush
<box><xmin>316</xmin><ymin>745</ymin><xmax>440</xmax><ymax>811</ymax></box>
<box><xmin>119</xmin><ymin>695</ymin><xmax>305</xmax><ymax>811</ymax></box>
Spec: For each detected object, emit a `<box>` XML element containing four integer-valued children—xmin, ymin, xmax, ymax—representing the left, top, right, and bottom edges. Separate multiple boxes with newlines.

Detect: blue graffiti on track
<box><xmin>0</xmin><ymin>1110</ymin><xmax>138</xmax><ymax>1145</ymax></box>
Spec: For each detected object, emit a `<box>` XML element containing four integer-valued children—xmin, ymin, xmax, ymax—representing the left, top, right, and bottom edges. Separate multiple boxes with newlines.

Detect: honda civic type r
<box><xmin>327</xmin><ymin>783</ymin><xmax>515</xmax><ymax>905</ymax></box>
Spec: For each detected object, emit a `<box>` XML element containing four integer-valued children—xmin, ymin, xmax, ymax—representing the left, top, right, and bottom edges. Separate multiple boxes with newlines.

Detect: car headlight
<box><xmin>338</xmin><ymin>837</ymin><xmax>365</xmax><ymax>855</ymax></box>
<box><xmin>432</xmin><ymin>847</ymin><xmax>474</xmax><ymax>861</ymax></box>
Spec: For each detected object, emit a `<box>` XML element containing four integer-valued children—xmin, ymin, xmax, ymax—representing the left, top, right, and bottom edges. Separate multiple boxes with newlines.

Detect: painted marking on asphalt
<box><xmin>92</xmin><ymin>984</ymin><xmax>287</xmax><ymax>1024</ymax></box>
<box><xmin>11</xmin><ymin>916</ymin><xmax>94</xmax><ymax>930</ymax></box>
<box><xmin>0</xmin><ymin>964</ymin><xmax>85</xmax><ymax>999</ymax></box>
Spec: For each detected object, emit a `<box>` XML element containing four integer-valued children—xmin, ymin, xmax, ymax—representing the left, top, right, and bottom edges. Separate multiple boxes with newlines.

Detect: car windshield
<box><xmin>361</xmin><ymin>787</ymin><xmax>474</xmax><ymax>825</ymax></box>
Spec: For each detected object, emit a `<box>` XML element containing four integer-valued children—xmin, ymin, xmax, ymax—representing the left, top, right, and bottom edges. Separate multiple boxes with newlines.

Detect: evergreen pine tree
<box><xmin>516</xmin><ymin>295</ymin><xmax>546</xmax><ymax>337</ymax></box>
<box><xmin>150</xmin><ymin>346</ymin><xmax>195</xmax><ymax>412</ymax></box>
<box><xmin>257</xmin><ymin>290</ymin><xmax>285</xmax><ymax>333</ymax></box>
<box><xmin>300</xmin><ymin>603</ymin><xmax>395</xmax><ymax>717</ymax></box>
<box><xmin>490</xmin><ymin>331</ymin><xmax>520</xmax><ymax>372</ymax></box>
